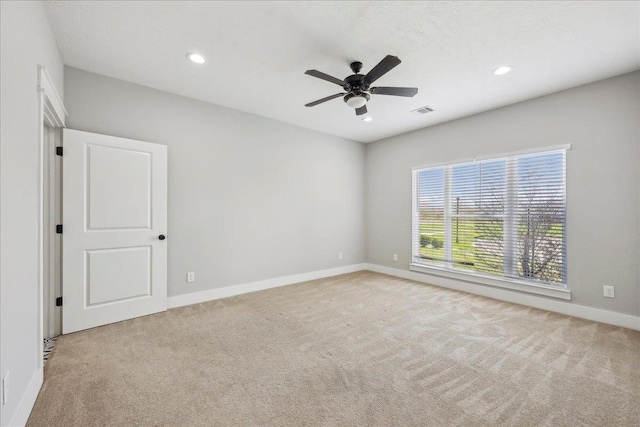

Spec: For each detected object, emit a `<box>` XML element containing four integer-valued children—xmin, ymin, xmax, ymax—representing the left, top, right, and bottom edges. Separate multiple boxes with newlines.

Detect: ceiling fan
<box><xmin>304</xmin><ymin>55</ymin><xmax>418</xmax><ymax>116</ymax></box>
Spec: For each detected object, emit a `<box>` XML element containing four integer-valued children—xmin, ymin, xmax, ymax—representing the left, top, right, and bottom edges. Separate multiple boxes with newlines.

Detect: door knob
<box><xmin>158</xmin><ymin>234</ymin><xmax>166</xmax><ymax>240</ymax></box>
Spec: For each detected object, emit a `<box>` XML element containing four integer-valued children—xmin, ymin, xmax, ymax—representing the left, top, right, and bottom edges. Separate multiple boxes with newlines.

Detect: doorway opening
<box><xmin>37</xmin><ymin>65</ymin><xmax>66</xmax><ymax>371</ymax></box>
<box><xmin>42</xmin><ymin>123</ymin><xmax>62</xmax><ymax>354</ymax></box>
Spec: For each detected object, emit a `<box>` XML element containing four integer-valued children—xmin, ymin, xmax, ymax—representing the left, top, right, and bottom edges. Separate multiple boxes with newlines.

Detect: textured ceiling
<box><xmin>45</xmin><ymin>1</ymin><xmax>640</xmax><ymax>143</ymax></box>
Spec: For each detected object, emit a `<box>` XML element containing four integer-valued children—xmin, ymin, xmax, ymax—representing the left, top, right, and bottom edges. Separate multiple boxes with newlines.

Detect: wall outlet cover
<box><xmin>187</xmin><ymin>272</ymin><xmax>195</xmax><ymax>283</ymax></box>
<box><xmin>603</xmin><ymin>285</ymin><xmax>615</xmax><ymax>298</ymax></box>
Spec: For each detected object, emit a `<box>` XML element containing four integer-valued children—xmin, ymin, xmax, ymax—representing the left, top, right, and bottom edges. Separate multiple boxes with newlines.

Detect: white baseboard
<box><xmin>365</xmin><ymin>263</ymin><xmax>640</xmax><ymax>331</ymax></box>
<box><xmin>168</xmin><ymin>264</ymin><xmax>366</xmax><ymax>309</ymax></box>
<box><xmin>166</xmin><ymin>262</ymin><xmax>639</xmax><ymax>331</ymax></box>
<box><xmin>8</xmin><ymin>368</ymin><xmax>43</xmax><ymax>427</ymax></box>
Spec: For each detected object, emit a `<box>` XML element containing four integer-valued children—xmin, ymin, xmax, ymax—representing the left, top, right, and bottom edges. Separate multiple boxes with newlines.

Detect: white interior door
<box><xmin>62</xmin><ymin>129</ymin><xmax>167</xmax><ymax>334</ymax></box>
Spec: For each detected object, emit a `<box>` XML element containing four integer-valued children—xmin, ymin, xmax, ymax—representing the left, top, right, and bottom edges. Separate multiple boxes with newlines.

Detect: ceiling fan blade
<box><xmin>355</xmin><ymin>105</ymin><xmax>368</xmax><ymax>116</ymax></box>
<box><xmin>363</xmin><ymin>55</ymin><xmax>401</xmax><ymax>85</ymax></box>
<box><xmin>305</xmin><ymin>93</ymin><xmax>345</xmax><ymax>107</ymax></box>
<box><xmin>305</xmin><ymin>70</ymin><xmax>345</xmax><ymax>86</ymax></box>
<box><xmin>370</xmin><ymin>86</ymin><xmax>418</xmax><ymax>97</ymax></box>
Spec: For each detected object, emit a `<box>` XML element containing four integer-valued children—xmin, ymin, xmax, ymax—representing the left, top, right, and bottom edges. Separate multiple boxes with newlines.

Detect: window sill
<box><xmin>409</xmin><ymin>263</ymin><xmax>571</xmax><ymax>300</ymax></box>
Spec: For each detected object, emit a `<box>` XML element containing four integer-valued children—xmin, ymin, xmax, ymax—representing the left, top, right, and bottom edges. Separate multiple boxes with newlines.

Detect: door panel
<box><xmin>86</xmin><ymin>246</ymin><xmax>151</xmax><ymax>306</ymax></box>
<box><xmin>87</xmin><ymin>144</ymin><xmax>152</xmax><ymax>230</ymax></box>
<box><xmin>63</xmin><ymin>129</ymin><xmax>167</xmax><ymax>334</ymax></box>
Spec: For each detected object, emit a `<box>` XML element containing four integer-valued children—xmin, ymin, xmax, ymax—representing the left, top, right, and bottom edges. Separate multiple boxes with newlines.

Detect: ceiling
<box><xmin>45</xmin><ymin>1</ymin><xmax>640</xmax><ymax>143</ymax></box>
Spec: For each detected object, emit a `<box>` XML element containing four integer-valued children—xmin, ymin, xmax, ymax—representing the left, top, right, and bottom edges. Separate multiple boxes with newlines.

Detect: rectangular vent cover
<box><xmin>411</xmin><ymin>106</ymin><xmax>434</xmax><ymax>114</ymax></box>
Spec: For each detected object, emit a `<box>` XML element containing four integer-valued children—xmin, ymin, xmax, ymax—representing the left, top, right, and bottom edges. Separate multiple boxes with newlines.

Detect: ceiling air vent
<box><xmin>411</xmin><ymin>106</ymin><xmax>434</xmax><ymax>115</ymax></box>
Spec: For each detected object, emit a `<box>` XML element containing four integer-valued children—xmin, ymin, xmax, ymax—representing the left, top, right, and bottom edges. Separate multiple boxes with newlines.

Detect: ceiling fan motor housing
<box><xmin>343</xmin><ymin>74</ymin><xmax>369</xmax><ymax>94</ymax></box>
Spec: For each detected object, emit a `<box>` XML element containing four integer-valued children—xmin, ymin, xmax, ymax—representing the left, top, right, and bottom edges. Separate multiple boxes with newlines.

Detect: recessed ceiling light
<box><xmin>187</xmin><ymin>53</ymin><xmax>206</xmax><ymax>64</ymax></box>
<box><xmin>362</xmin><ymin>117</ymin><xmax>373</xmax><ymax>122</ymax></box>
<box><xmin>493</xmin><ymin>65</ymin><xmax>512</xmax><ymax>75</ymax></box>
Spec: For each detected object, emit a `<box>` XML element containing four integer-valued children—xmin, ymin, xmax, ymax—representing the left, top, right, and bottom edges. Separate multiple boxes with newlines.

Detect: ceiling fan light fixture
<box><xmin>345</xmin><ymin>94</ymin><xmax>368</xmax><ymax>109</ymax></box>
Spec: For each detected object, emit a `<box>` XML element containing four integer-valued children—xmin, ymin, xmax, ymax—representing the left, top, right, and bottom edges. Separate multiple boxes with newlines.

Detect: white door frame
<box><xmin>37</xmin><ymin>65</ymin><xmax>66</xmax><ymax>371</ymax></box>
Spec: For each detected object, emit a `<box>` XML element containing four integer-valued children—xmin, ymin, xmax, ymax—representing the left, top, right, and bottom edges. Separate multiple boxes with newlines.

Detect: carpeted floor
<box><xmin>28</xmin><ymin>271</ymin><xmax>640</xmax><ymax>426</ymax></box>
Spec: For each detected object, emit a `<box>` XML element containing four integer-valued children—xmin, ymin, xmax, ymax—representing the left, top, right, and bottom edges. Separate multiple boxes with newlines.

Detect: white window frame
<box><xmin>410</xmin><ymin>145</ymin><xmax>571</xmax><ymax>300</ymax></box>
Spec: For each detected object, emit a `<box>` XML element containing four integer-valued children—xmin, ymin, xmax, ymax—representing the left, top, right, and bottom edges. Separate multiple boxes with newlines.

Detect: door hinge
<box><xmin>56</xmin><ymin>146</ymin><xmax>63</xmax><ymax>156</ymax></box>
<box><xmin>56</xmin><ymin>297</ymin><xmax>63</xmax><ymax>307</ymax></box>
<box><xmin>56</xmin><ymin>224</ymin><xmax>63</xmax><ymax>234</ymax></box>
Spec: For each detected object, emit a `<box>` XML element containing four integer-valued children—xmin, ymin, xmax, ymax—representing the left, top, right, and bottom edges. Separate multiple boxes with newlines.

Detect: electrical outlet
<box><xmin>393</xmin><ymin>254</ymin><xmax>398</xmax><ymax>262</ymax></box>
<box><xmin>186</xmin><ymin>272</ymin><xmax>195</xmax><ymax>283</ymax></box>
<box><xmin>603</xmin><ymin>285</ymin><xmax>615</xmax><ymax>298</ymax></box>
<box><xmin>3</xmin><ymin>371</ymin><xmax>9</xmax><ymax>405</ymax></box>
<box><xmin>338</xmin><ymin>252</ymin><xmax>343</xmax><ymax>260</ymax></box>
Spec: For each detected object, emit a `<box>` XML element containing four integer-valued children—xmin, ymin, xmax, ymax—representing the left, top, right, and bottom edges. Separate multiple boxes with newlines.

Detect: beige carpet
<box><xmin>28</xmin><ymin>271</ymin><xmax>640</xmax><ymax>426</ymax></box>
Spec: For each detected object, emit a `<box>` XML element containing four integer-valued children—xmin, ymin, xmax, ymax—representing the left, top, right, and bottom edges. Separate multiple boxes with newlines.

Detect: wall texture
<box><xmin>366</xmin><ymin>71</ymin><xmax>640</xmax><ymax>317</ymax></box>
<box><xmin>64</xmin><ymin>67</ymin><xmax>365</xmax><ymax>298</ymax></box>
<box><xmin>0</xmin><ymin>1</ymin><xmax>64</xmax><ymax>425</ymax></box>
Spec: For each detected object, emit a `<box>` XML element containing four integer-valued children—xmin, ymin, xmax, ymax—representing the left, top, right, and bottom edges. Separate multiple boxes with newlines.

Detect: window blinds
<box><xmin>412</xmin><ymin>149</ymin><xmax>566</xmax><ymax>286</ymax></box>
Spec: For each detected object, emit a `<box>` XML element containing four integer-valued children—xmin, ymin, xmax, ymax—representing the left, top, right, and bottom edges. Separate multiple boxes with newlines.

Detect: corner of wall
<box><xmin>1</xmin><ymin>1</ymin><xmax>64</xmax><ymax>425</ymax></box>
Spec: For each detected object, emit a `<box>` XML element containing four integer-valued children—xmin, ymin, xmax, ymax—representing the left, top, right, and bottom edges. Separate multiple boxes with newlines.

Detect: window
<box><xmin>412</xmin><ymin>149</ymin><xmax>567</xmax><ymax>288</ymax></box>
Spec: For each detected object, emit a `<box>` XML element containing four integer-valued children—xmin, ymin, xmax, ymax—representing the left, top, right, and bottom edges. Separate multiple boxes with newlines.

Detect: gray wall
<box><xmin>64</xmin><ymin>67</ymin><xmax>365</xmax><ymax>298</ymax></box>
<box><xmin>366</xmin><ymin>71</ymin><xmax>640</xmax><ymax>316</ymax></box>
<box><xmin>0</xmin><ymin>2</ymin><xmax>64</xmax><ymax>425</ymax></box>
